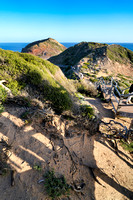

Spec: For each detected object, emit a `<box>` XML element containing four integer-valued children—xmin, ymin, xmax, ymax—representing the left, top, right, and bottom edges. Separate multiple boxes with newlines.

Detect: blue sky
<box><xmin>0</xmin><ymin>0</ymin><xmax>133</xmax><ymax>43</ymax></box>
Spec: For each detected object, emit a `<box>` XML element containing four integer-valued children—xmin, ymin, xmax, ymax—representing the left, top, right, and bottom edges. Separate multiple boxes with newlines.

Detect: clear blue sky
<box><xmin>0</xmin><ymin>0</ymin><xmax>133</xmax><ymax>43</ymax></box>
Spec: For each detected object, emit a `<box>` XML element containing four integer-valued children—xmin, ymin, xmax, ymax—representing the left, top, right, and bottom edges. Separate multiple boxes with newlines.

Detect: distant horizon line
<box><xmin>0</xmin><ymin>41</ymin><xmax>133</xmax><ymax>44</ymax></box>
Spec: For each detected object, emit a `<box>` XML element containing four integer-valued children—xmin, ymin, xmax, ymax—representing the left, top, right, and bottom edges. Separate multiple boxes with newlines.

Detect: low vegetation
<box><xmin>115</xmin><ymin>74</ymin><xmax>133</xmax><ymax>93</ymax></box>
<box><xmin>49</xmin><ymin>42</ymin><xmax>107</xmax><ymax>66</ymax></box>
<box><xmin>121</xmin><ymin>141</ymin><xmax>133</xmax><ymax>152</ymax></box>
<box><xmin>75</xmin><ymin>80</ymin><xmax>97</xmax><ymax>97</ymax></box>
<box><xmin>107</xmin><ymin>45</ymin><xmax>133</xmax><ymax>65</ymax></box>
<box><xmin>81</xmin><ymin>64</ymin><xmax>88</xmax><ymax>69</ymax></box>
<box><xmin>0</xmin><ymin>104</ymin><xmax>4</xmax><ymax>114</ymax></box>
<box><xmin>0</xmin><ymin>138</ymin><xmax>11</xmax><ymax>176</ymax></box>
<box><xmin>102</xmin><ymin>76</ymin><xmax>112</xmax><ymax>81</ymax></box>
<box><xmin>44</xmin><ymin>170</ymin><xmax>70</xmax><ymax>199</ymax></box>
<box><xmin>0</xmin><ymin>86</ymin><xmax>7</xmax><ymax>102</ymax></box>
<box><xmin>89</xmin><ymin>77</ymin><xmax>98</xmax><ymax>83</ymax></box>
<box><xmin>0</xmin><ymin>86</ymin><xmax>7</xmax><ymax>114</ymax></box>
<box><xmin>33</xmin><ymin>165</ymin><xmax>42</xmax><ymax>171</ymax></box>
<box><xmin>49</xmin><ymin>42</ymin><xmax>133</xmax><ymax>76</ymax></box>
<box><xmin>80</xmin><ymin>104</ymin><xmax>95</xmax><ymax>119</ymax></box>
<box><xmin>0</xmin><ymin>49</ymin><xmax>72</xmax><ymax>113</ymax></box>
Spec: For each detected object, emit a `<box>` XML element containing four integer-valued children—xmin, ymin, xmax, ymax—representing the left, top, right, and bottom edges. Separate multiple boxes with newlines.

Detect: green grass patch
<box><xmin>82</xmin><ymin>65</ymin><xmax>88</xmax><ymax>69</ymax></box>
<box><xmin>102</xmin><ymin>76</ymin><xmax>112</xmax><ymax>81</ymax></box>
<box><xmin>91</xmin><ymin>74</ymin><xmax>97</xmax><ymax>78</ymax></box>
<box><xmin>0</xmin><ymin>103</ymin><xmax>4</xmax><ymax>114</ymax></box>
<box><xmin>89</xmin><ymin>77</ymin><xmax>98</xmax><ymax>83</ymax></box>
<box><xmin>44</xmin><ymin>170</ymin><xmax>70</xmax><ymax>199</ymax></box>
<box><xmin>33</xmin><ymin>165</ymin><xmax>42</xmax><ymax>171</ymax></box>
<box><xmin>0</xmin><ymin>86</ymin><xmax>7</xmax><ymax>114</ymax></box>
<box><xmin>118</xmin><ymin>81</ymin><xmax>129</xmax><ymax>89</ymax></box>
<box><xmin>84</xmin><ymin>62</ymin><xmax>90</xmax><ymax>66</ymax></box>
<box><xmin>75</xmin><ymin>92</ymin><xmax>84</xmax><ymax>100</ymax></box>
<box><xmin>121</xmin><ymin>141</ymin><xmax>133</xmax><ymax>152</ymax></box>
<box><xmin>85</xmin><ymin>73</ymin><xmax>91</xmax><ymax>77</ymax></box>
<box><xmin>80</xmin><ymin>104</ymin><xmax>94</xmax><ymax>119</ymax></box>
<box><xmin>0</xmin><ymin>86</ymin><xmax>7</xmax><ymax>102</ymax></box>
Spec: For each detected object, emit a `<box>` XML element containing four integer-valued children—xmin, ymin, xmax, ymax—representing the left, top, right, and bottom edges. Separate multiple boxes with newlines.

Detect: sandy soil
<box><xmin>0</xmin><ymin>100</ymin><xmax>133</xmax><ymax>200</ymax></box>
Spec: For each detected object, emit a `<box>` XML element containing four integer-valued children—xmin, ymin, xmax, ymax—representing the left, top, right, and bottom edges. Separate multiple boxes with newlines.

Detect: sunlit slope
<box><xmin>0</xmin><ymin>49</ymin><xmax>75</xmax><ymax>112</ymax></box>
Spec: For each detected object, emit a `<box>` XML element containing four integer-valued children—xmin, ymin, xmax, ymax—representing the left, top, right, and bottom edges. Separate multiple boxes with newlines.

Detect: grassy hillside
<box><xmin>49</xmin><ymin>42</ymin><xmax>107</xmax><ymax>66</ymax></box>
<box><xmin>107</xmin><ymin>44</ymin><xmax>133</xmax><ymax>66</ymax></box>
<box><xmin>0</xmin><ymin>49</ymin><xmax>72</xmax><ymax>112</ymax></box>
<box><xmin>49</xmin><ymin>42</ymin><xmax>133</xmax><ymax>67</ymax></box>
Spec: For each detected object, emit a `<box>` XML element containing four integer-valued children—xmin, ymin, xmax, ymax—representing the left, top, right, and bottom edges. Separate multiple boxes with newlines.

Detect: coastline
<box><xmin>0</xmin><ymin>42</ymin><xmax>133</xmax><ymax>52</ymax></box>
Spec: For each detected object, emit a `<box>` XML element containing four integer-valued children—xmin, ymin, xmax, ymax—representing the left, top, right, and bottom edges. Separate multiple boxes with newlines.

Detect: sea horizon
<box><xmin>0</xmin><ymin>42</ymin><xmax>133</xmax><ymax>52</ymax></box>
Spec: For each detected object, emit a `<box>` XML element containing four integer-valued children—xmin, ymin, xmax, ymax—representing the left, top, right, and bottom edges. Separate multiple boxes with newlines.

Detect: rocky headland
<box><xmin>21</xmin><ymin>38</ymin><xmax>66</xmax><ymax>59</ymax></box>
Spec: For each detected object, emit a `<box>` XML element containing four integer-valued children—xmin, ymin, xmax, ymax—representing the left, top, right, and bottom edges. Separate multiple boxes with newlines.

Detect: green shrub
<box><xmin>89</xmin><ymin>78</ymin><xmax>98</xmax><ymax>83</ymax></box>
<box><xmin>44</xmin><ymin>170</ymin><xmax>70</xmax><ymax>199</ymax></box>
<box><xmin>75</xmin><ymin>92</ymin><xmax>84</xmax><ymax>100</ymax></box>
<box><xmin>123</xmin><ymin>89</ymin><xmax>129</xmax><ymax>95</ymax></box>
<box><xmin>77</xmin><ymin>80</ymin><xmax>97</xmax><ymax>97</ymax></box>
<box><xmin>118</xmin><ymin>81</ymin><xmax>127</xmax><ymax>89</ymax></box>
<box><xmin>0</xmin><ymin>103</ymin><xmax>4</xmax><ymax>114</ymax></box>
<box><xmin>82</xmin><ymin>65</ymin><xmax>88</xmax><ymax>69</ymax></box>
<box><xmin>0</xmin><ymin>86</ymin><xmax>6</xmax><ymax>114</ymax></box>
<box><xmin>26</xmin><ymin>70</ymin><xmax>43</xmax><ymax>85</ymax></box>
<box><xmin>91</xmin><ymin>74</ymin><xmax>97</xmax><ymax>78</ymax></box>
<box><xmin>80</xmin><ymin>104</ymin><xmax>94</xmax><ymax>119</ymax></box>
<box><xmin>21</xmin><ymin>111</ymin><xmax>30</xmax><ymax>119</ymax></box>
<box><xmin>33</xmin><ymin>165</ymin><xmax>42</xmax><ymax>171</ymax></box>
<box><xmin>129</xmin><ymin>80</ymin><xmax>133</xmax><ymax>84</ymax></box>
<box><xmin>121</xmin><ymin>141</ymin><xmax>133</xmax><ymax>152</ymax></box>
<box><xmin>84</xmin><ymin>62</ymin><xmax>90</xmax><ymax>65</ymax></box>
<box><xmin>6</xmin><ymin>81</ymin><xmax>22</xmax><ymax>96</ymax></box>
<box><xmin>85</xmin><ymin>73</ymin><xmax>91</xmax><ymax>77</ymax></box>
<box><xmin>43</xmin><ymin>83</ymin><xmax>72</xmax><ymax>113</ymax></box>
<box><xmin>102</xmin><ymin>76</ymin><xmax>112</xmax><ymax>81</ymax></box>
<box><xmin>125</xmin><ymin>75</ymin><xmax>133</xmax><ymax>79</ymax></box>
<box><xmin>0</xmin><ymin>86</ymin><xmax>7</xmax><ymax>102</ymax></box>
<box><xmin>122</xmin><ymin>81</ymin><xmax>130</xmax><ymax>87</ymax></box>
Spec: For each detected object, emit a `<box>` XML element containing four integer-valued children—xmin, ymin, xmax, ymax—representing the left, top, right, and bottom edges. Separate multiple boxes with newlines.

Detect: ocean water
<box><xmin>0</xmin><ymin>42</ymin><xmax>133</xmax><ymax>52</ymax></box>
<box><xmin>108</xmin><ymin>43</ymin><xmax>133</xmax><ymax>51</ymax></box>
<box><xmin>0</xmin><ymin>42</ymin><xmax>76</xmax><ymax>52</ymax></box>
<box><xmin>0</xmin><ymin>43</ymin><xmax>28</xmax><ymax>52</ymax></box>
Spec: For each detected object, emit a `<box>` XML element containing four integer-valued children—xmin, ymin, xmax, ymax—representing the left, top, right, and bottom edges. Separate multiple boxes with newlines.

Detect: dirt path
<box><xmin>0</xmin><ymin>103</ymin><xmax>133</xmax><ymax>200</ymax></box>
<box><xmin>85</xmin><ymin>97</ymin><xmax>115</xmax><ymax>119</ymax></box>
<box><xmin>83</xmin><ymin>96</ymin><xmax>132</xmax><ymax>128</ymax></box>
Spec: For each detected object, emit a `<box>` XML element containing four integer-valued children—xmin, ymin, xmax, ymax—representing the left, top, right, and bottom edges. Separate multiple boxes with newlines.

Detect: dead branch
<box><xmin>99</xmin><ymin>120</ymin><xmax>131</xmax><ymax>141</ymax></box>
<box><xmin>0</xmin><ymin>80</ymin><xmax>13</xmax><ymax>97</ymax></box>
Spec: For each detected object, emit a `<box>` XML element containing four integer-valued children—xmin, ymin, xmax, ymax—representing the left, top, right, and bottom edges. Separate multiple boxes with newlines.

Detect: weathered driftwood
<box><xmin>0</xmin><ymin>80</ymin><xmax>13</xmax><ymax>97</ymax></box>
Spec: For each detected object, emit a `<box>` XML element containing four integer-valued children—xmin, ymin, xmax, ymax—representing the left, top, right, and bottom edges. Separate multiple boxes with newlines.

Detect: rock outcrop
<box><xmin>21</xmin><ymin>38</ymin><xmax>66</xmax><ymax>59</ymax></box>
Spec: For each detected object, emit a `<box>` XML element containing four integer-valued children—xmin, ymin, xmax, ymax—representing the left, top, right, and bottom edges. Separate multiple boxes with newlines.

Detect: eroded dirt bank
<box><xmin>0</xmin><ymin>104</ymin><xmax>133</xmax><ymax>200</ymax></box>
